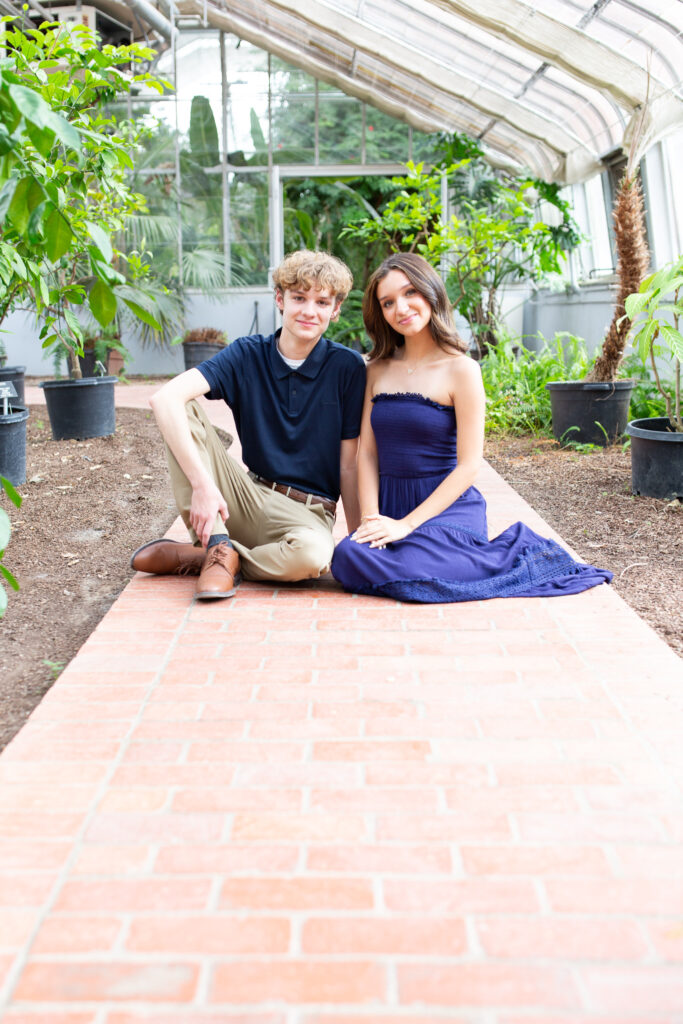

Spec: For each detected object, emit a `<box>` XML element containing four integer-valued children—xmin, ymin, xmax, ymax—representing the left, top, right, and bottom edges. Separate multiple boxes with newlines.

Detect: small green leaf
<box><xmin>0</xmin><ymin>562</ymin><xmax>19</xmax><ymax>591</ymax></box>
<box><xmin>9</xmin><ymin>249</ymin><xmax>27</xmax><ymax>279</ymax></box>
<box><xmin>63</xmin><ymin>308</ymin><xmax>84</xmax><ymax>348</ymax></box>
<box><xmin>45</xmin><ymin>206</ymin><xmax>73</xmax><ymax>261</ymax></box>
<box><xmin>90</xmin><ymin>257</ymin><xmax>125</xmax><ymax>286</ymax></box>
<box><xmin>0</xmin><ymin>475</ymin><xmax>22</xmax><ymax>509</ymax></box>
<box><xmin>624</xmin><ymin>290</ymin><xmax>652</xmax><ymax>319</ymax></box>
<box><xmin>8</xmin><ymin>82</ymin><xmax>81</xmax><ymax>154</ymax></box>
<box><xmin>0</xmin><ymin>121</ymin><xmax>16</xmax><ymax>156</ymax></box>
<box><xmin>636</xmin><ymin>319</ymin><xmax>658</xmax><ymax>362</ymax></box>
<box><xmin>89</xmin><ymin>278</ymin><xmax>117</xmax><ymax>327</ymax></box>
<box><xmin>8</xmin><ymin>176</ymin><xmax>32</xmax><ymax>233</ymax></box>
<box><xmin>25</xmin><ymin>117</ymin><xmax>54</xmax><ymax>157</ymax></box>
<box><xmin>84</xmin><ymin>220</ymin><xmax>113</xmax><ymax>264</ymax></box>
<box><xmin>122</xmin><ymin>297</ymin><xmax>161</xmax><ymax>331</ymax></box>
<box><xmin>659</xmin><ymin>325</ymin><xmax>683</xmax><ymax>362</ymax></box>
<box><xmin>0</xmin><ymin>508</ymin><xmax>9</xmax><ymax>550</ymax></box>
<box><xmin>27</xmin><ymin>199</ymin><xmax>48</xmax><ymax>244</ymax></box>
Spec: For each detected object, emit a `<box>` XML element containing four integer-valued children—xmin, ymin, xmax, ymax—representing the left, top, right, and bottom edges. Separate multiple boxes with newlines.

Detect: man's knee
<box><xmin>184</xmin><ymin>399</ymin><xmax>210</xmax><ymax>439</ymax></box>
<box><xmin>281</xmin><ymin>529</ymin><xmax>334</xmax><ymax>580</ymax></box>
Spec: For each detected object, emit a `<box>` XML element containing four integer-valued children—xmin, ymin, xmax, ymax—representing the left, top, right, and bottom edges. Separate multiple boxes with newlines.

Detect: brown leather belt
<box><xmin>250</xmin><ymin>473</ymin><xmax>337</xmax><ymax>516</ymax></box>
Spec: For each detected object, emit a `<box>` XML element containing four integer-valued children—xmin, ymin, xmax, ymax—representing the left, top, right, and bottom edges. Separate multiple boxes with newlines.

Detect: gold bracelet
<box><xmin>360</xmin><ymin>512</ymin><xmax>380</xmax><ymax>523</ymax></box>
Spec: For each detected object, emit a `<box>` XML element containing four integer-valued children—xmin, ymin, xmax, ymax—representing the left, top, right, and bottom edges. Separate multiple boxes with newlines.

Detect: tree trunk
<box><xmin>587</xmin><ymin>172</ymin><xmax>649</xmax><ymax>382</ymax></box>
<box><xmin>67</xmin><ymin>346</ymin><xmax>82</xmax><ymax>380</ymax></box>
<box><xmin>469</xmin><ymin>293</ymin><xmax>499</xmax><ymax>357</ymax></box>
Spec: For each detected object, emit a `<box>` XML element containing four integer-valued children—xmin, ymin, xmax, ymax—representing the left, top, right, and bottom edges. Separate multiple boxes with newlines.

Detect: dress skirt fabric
<box><xmin>331</xmin><ymin>393</ymin><xmax>612</xmax><ymax>603</ymax></box>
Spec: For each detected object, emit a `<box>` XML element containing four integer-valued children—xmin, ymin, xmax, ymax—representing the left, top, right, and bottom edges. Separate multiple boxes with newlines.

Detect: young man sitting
<box><xmin>130</xmin><ymin>250</ymin><xmax>366</xmax><ymax>599</ymax></box>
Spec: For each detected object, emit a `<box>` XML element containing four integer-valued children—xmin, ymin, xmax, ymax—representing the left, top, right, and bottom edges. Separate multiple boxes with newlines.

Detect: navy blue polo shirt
<box><xmin>197</xmin><ymin>330</ymin><xmax>366</xmax><ymax>502</ymax></box>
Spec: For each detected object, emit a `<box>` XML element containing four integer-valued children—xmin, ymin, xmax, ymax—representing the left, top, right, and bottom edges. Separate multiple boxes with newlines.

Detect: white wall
<box><xmin>1</xmin><ymin>288</ymin><xmax>277</xmax><ymax>377</ymax></box>
<box><xmin>522</xmin><ymin>282</ymin><xmax>615</xmax><ymax>353</ymax></box>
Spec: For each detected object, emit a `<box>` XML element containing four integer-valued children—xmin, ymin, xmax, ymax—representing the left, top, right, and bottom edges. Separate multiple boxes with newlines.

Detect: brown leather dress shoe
<box><xmin>195</xmin><ymin>542</ymin><xmax>241</xmax><ymax>600</ymax></box>
<box><xmin>130</xmin><ymin>539</ymin><xmax>205</xmax><ymax>576</ymax></box>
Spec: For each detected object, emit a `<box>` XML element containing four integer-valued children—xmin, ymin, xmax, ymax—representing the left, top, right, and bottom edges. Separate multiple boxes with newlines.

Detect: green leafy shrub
<box><xmin>620</xmin><ymin>354</ymin><xmax>671</xmax><ymax>420</ymax></box>
<box><xmin>624</xmin><ymin>257</ymin><xmax>683</xmax><ymax>430</ymax></box>
<box><xmin>0</xmin><ymin>17</ymin><xmax>172</xmax><ymax>376</ymax></box>
<box><xmin>0</xmin><ymin>475</ymin><xmax>21</xmax><ymax>617</ymax></box>
<box><xmin>325</xmin><ymin>289</ymin><xmax>369</xmax><ymax>352</ymax></box>
<box><xmin>341</xmin><ymin>154</ymin><xmax>580</xmax><ymax>356</ymax></box>
<box><xmin>482</xmin><ymin>333</ymin><xmax>594</xmax><ymax>436</ymax></box>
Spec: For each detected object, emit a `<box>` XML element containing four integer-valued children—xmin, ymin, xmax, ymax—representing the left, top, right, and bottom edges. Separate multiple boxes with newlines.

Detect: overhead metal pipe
<box><xmin>127</xmin><ymin>0</ymin><xmax>173</xmax><ymax>40</ymax></box>
<box><xmin>25</xmin><ymin>0</ymin><xmax>51</xmax><ymax>21</ymax></box>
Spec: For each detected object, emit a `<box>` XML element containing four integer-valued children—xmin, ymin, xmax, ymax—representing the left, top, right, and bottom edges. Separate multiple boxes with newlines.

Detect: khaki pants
<box><xmin>166</xmin><ymin>401</ymin><xmax>336</xmax><ymax>582</ymax></box>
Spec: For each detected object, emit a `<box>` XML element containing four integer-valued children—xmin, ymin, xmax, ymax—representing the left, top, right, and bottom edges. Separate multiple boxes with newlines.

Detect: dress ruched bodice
<box><xmin>331</xmin><ymin>393</ymin><xmax>612</xmax><ymax>604</ymax></box>
<box><xmin>372</xmin><ymin>393</ymin><xmax>487</xmax><ymax>534</ymax></box>
<box><xmin>372</xmin><ymin>392</ymin><xmax>458</xmax><ymax>479</ymax></box>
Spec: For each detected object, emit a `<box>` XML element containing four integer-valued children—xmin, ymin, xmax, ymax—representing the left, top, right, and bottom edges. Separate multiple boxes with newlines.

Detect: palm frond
<box><xmin>182</xmin><ymin>247</ymin><xmax>227</xmax><ymax>292</ymax></box>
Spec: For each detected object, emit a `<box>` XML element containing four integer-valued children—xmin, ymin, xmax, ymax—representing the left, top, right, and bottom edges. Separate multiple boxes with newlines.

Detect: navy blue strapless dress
<box><xmin>331</xmin><ymin>393</ymin><xmax>612</xmax><ymax>603</ymax></box>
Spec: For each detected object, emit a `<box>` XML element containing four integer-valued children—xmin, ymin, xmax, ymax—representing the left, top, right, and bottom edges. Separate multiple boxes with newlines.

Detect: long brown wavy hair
<box><xmin>362</xmin><ymin>252</ymin><xmax>467</xmax><ymax>360</ymax></box>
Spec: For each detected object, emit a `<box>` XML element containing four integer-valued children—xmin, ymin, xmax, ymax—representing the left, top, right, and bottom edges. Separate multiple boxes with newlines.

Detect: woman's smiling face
<box><xmin>376</xmin><ymin>269</ymin><xmax>433</xmax><ymax>338</ymax></box>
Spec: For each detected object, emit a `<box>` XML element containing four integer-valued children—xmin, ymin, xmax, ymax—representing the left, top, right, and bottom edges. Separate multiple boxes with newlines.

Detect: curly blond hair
<box><xmin>272</xmin><ymin>250</ymin><xmax>353</xmax><ymax>303</ymax></box>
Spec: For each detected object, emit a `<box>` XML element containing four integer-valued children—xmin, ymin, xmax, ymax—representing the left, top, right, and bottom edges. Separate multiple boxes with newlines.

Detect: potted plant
<box><xmin>546</xmin><ymin>130</ymin><xmax>650</xmax><ymax>445</ymax></box>
<box><xmin>624</xmin><ymin>257</ymin><xmax>683</xmax><ymax>499</ymax></box>
<box><xmin>78</xmin><ymin>324</ymin><xmax>129</xmax><ymax>378</ymax></box>
<box><xmin>0</xmin><ymin>18</ymin><xmax>170</xmax><ymax>440</ymax></box>
<box><xmin>0</xmin><ymin>384</ymin><xmax>29</xmax><ymax>485</ymax></box>
<box><xmin>179</xmin><ymin>326</ymin><xmax>228</xmax><ymax>371</ymax></box>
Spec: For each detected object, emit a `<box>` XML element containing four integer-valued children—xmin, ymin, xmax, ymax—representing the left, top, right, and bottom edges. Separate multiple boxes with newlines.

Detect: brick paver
<box><xmin>2</xmin><ymin>384</ymin><xmax>681</xmax><ymax>1021</ymax></box>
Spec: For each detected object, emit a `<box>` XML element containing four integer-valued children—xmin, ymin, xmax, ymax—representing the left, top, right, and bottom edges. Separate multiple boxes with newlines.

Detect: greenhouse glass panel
<box><xmin>271</xmin><ymin>60</ymin><xmax>316</xmax><ymax>164</ymax></box>
<box><xmin>663</xmin><ymin>129</ymin><xmax>683</xmax><ymax>257</ymax></box>
<box><xmin>582</xmin><ymin>173</ymin><xmax>613</xmax><ymax>277</ymax></box>
<box><xmin>158</xmin><ymin>32</ymin><xmax>223</xmax><ymax>144</ymax></box>
<box><xmin>411</xmin><ymin>130</ymin><xmax>440</xmax><ymax>164</ymax></box>
<box><xmin>363</xmin><ymin>106</ymin><xmax>410</xmax><ymax>163</ymax></box>
<box><xmin>229</xmin><ymin>173</ymin><xmax>270</xmax><ymax>286</ymax></box>
<box><xmin>318</xmin><ymin>92</ymin><xmax>363</xmax><ymax>163</ymax></box>
<box><xmin>224</xmin><ymin>38</ymin><xmax>269</xmax><ymax>160</ymax></box>
<box><xmin>120</xmin><ymin>99</ymin><xmax>181</xmax><ymax>289</ymax></box>
<box><xmin>180</xmin><ymin>165</ymin><xmax>224</xmax><ymax>289</ymax></box>
<box><xmin>125</xmin><ymin>169</ymin><xmax>181</xmax><ymax>291</ymax></box>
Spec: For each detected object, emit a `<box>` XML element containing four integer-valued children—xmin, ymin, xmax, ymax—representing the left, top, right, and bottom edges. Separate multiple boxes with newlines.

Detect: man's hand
<box><xmin>189</xmin><ymin>479</ymin><xmax>229</xmax><ymax>547</ymax></box>
<box><xmin>351</xmin><ymin>514</ymin><xmax>413</xmax><ymax>549</ymax></box>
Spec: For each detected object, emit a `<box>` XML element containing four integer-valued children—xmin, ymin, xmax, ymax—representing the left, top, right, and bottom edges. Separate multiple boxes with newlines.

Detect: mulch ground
<box><xmin>0</xmin><ymin>406</ymin><xmax>177</xmax><ymax>751</ymax></box>
<box><xmin>485</xmin><ymin>434</ymin><xmax>682</xmax><ymax>658</ymax></box>
<box><xmin>0</xmin><ymin>410</ymin><xmax>680</xmax><ymax>753</ymax></box>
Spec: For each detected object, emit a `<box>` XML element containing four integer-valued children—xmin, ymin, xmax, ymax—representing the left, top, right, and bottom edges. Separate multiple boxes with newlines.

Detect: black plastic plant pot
<box><xmin>0</xmin><ymin>366</ymin><xmax>26</xmax><ymax>405</ymax></box>
<box><xmin>546</xmin><ymin>380</ymin><xmax>633</xmax><ymax>446</ymax></box>
<box><xmin>0</xmin><ymin>404</ymin><xmax>29</xmax><ymax>485</ymax></box>
<box><xmin>39</xmin><ymin>376</ymin><xmax>116</xmax><ymax>441</ymax></box>
<box><xmin>626</xmin><ymin>417</ymin><xmax>683</xmax><ymax>501</ymax></box>
<box><xmin>183</xmin><ymin>342</ymin><xmax>224</xmax><ymax>371</ymax></box>
<box><xmin>78</xmin><ymin>348</ymin><xmax>97</xmax><ymax>378</ymax></box>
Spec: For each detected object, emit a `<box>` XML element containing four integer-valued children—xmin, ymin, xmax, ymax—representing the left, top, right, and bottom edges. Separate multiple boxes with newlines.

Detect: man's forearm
<box><xmin>339</xmin><ymin>466</ymin><xmax>361</xmax><ymax>534</ymax></box>
<box><xmin>150</xmin><ymin>388</ymin><xmax>211</xmax><ymax>490</ymax></box>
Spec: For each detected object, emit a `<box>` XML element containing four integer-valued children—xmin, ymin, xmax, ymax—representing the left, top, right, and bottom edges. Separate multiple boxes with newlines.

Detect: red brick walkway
<box><xmin>1</xmin><ymin>385</ymin><xmax>682</xmax><ymax>1022</ymax></box>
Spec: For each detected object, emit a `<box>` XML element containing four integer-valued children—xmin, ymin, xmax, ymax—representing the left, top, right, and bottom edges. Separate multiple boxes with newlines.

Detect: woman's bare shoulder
<box><xmin>366</xmin><ymin>356</ymin><xmax>392</xmax><ymax>387</ymax></box>
<box><xmin>449</xmin><ymin>352</ymin><xmax>482</xmax><ymax>382</ymax></box>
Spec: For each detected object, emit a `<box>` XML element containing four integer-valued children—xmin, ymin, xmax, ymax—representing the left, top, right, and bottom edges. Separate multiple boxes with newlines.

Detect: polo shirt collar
<box><xmin>270</xmin><ymin>329</ymin><xmax>330</xmax><ymax>380</ymax></box>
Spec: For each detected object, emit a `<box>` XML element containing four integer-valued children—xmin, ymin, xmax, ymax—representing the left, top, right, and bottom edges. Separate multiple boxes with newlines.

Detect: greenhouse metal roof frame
<box><xmin>168</xmin><ymin>0</ymin><xmax>683</xmax><ymax>183</ymax></box>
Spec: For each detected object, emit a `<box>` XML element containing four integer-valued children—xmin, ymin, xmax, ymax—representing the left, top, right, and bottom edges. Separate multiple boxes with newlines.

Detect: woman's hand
<box><xmin>351</xmin><ymin>514</ymin><xmax>414</xmax><ymax>548</ymax></box>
